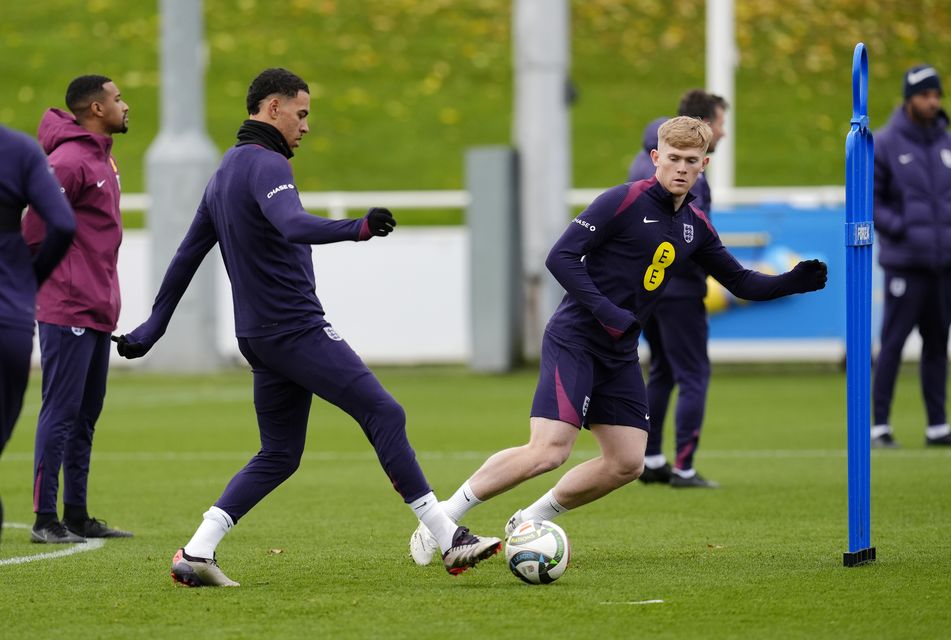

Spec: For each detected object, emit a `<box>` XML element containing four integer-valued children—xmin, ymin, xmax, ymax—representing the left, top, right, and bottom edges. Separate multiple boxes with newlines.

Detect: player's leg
<box><xmin>315</xmin><ymin>334</ymin><xmax>502</xmax><ymax>573</ymax></box>
<box><xmin>918</xmin><ymin>271</ymin><xmax>951</xmax><ymax>446</ymax></box>
<box><xmin>466</xmin><ymin>417</ymin><xmax>579</xmax><ymax>504</ymax></box>
<box><xmin>31</xmin><ymin>323</ymin><xmax>88</xmax><ymax>543</ymax></box>
<box><xmin>0</xmin><ymin>327</ymin><xmax>32</xmax><ymax>457</ymax></box>
<box><xmin>171</xmin><ymin>338</ymin><xmax>312</xmax><ymax>587</ymax></box>
<box><xmin>411</xmin><ymin>334</ymin><xmax>589</xmax><ymax>562</ymax></box>
<box><xmin>0</xmin><ymin>327</ymin><xmax>34</xmax><ymax>547</ymax></box>
<box><xmin>60</xmin><ymin>330</ymin><xmax>131</xmax><ymax>538</ymax></box>
<box><xmin>665</xmin><ymin>298</ymin><xmax>715</xmax><ymax>487</ymax></box>
<box><xmin>410</xmin><ymin>416</ymin><xmax>578</xmax><ymax>566</ymax></box>
<box><xmin>441</xmin><ymin>334</ymin><xmax>591</xmax><ymax>520</ymax></box>
<box><xmin>534</xmin><ymin>423</ymin><xmax>646</xmax><ymax>510</ymax></box>
<box><xmin>642</xmin><ymin>310</ymin><xmax>673</xmax><ymax>483</ymax></box>
<box><xmin>257</xmin><ymin>325</ymin><xmax>500</xmax><ymax>573</ymax></box>
<box><xmin>501</xmin><ymin>353</ymin><xmax>648</xmax><ymax>534</ymax></box>
<box><xmin>216</xmin><ymin>361</ymin><xmax>312</xmax><ymax>521</ymax></box>
<box><xmin>872</xmin><ymin>270</ymin><xmax>920</xmax><ymax>447</ymax></box>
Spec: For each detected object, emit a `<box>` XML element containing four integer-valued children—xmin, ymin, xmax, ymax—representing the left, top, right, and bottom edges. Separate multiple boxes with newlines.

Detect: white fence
<box><xmin>119</xmin><ymin>185</ymin><xmax>847</xmax><ymax>220</ymax></box>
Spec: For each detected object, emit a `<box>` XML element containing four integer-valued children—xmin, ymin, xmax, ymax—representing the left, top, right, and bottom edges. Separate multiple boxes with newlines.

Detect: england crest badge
<box><xmin>683</xmin><ymin>223</ymin><xmax>694</xmax><ymax>243</ymax></box>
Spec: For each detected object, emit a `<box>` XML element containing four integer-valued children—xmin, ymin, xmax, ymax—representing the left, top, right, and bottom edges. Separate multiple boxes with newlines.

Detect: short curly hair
<box><xmin>246</xmin><ymin>68</ymin><xmax>309</xmax><ymax>115</ymax></box>
<box><xmin>65</xmin><ymin>75</ymin><xmax>112</xmax><ymax>115</ymax></box>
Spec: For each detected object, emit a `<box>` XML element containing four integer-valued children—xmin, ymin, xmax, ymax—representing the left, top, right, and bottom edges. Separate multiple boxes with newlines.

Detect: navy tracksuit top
<box><xmin>133</xmin><ymin>144</ymin><xmax>366</xmax><ymax>343</ymax></box>
<box><xmin>874</xmin><ymin>107</ymin><xmax>951</xmax><ymax>272</ymax></box>
<box><xmin>545</xmin><ymin>178</ymin><xmax>813</xmax><ymax>361</ymax></box>
<box><xmin>0</xmin><ymin>126</ymin><xmax>75</xmax><ymax>331</ymax></box>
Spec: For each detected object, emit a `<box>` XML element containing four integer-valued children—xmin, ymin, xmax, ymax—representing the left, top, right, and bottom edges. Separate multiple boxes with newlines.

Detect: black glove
<box><xmin>111</xmin><ymin>334</ymin><xmax>149</xmax><ymax>359</ymax></box>
<box><xmin>790</xmin><ymin>259</ymin><xmax>828</xmax><ymax>292</ymax></box>
<box><xmin>366</xmin><ymin>207</ymin><xmax>396</xmax><ymax>237</ymax></box>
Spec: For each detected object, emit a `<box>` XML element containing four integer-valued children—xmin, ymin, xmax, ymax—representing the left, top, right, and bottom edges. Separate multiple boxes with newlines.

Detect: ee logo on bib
<box><xmin>643</xmin><ymin>242</ymin><xmax>675</xmax><ymax>291</ymax></box>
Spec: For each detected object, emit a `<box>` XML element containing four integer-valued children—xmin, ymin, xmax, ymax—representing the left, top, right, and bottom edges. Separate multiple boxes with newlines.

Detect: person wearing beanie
<box><xmin>871</xmin><ymin>64</ymin><xmax>951</xmax><ymax>448</ymax></box>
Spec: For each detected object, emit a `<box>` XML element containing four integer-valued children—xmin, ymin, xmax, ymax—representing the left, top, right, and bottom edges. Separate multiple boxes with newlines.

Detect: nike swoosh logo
<box><xmin>96</xmin><ymin>180</ymin><xmax>106</xmax><ymax>188</ymax></box>
<box><xmin>643</xmin><ymin>217</ymin><xmax>659</xmax><ymax>223</ymax></box>
<box><xmin>907</xmin><ymin>67</ymin><xmax>937</xmax><ymax>85</ymax></box>
<box><xmin>463</xmin><ymin>491</ymin><xmax>471</xmax><ymax>502</ymax></box>
<box><xmin>898</xmin><ymin>153</ymin><xmax>913</xmax><ymax>165</ymax></box>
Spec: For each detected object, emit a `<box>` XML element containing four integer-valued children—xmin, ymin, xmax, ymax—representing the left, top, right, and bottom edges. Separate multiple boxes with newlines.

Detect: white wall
<box><xmin>33</xmin><ymin>228</ymin><xmax>471</xmax><ymax>367</ymax></box>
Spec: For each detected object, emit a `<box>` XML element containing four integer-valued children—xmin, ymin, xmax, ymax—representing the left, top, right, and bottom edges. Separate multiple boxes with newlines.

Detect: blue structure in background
<box><xmin>708</xmin><ymin>206</ymin><xmax>844</xmax><ymax>343</ymax></box>
<box><xmin>843</xmin><ymin>42</ymin><xmax>876</xmax><ymax>567</ymax></box>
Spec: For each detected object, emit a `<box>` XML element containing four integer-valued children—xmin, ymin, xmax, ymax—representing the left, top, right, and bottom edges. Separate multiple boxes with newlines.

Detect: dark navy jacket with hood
<box><xmin>874</xmin><ymin>106</ymin><xmax>951</xmax><ymax>271</ymax></box>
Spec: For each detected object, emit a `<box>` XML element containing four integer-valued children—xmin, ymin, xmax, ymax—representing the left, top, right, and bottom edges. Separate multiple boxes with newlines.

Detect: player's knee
<box><xmin>368</xmin><ymin>394</ymin><xmax>406</xmax><ymax>426</ymax></box>
<box><xmin>612</xmin><ymin>455</ymin><xmax>645</xmax><ymax>485</ymax></box>
<box><xmin>529</xmin><ymin>442</ymin><xmax>572</xmax><ymax>474</ymax></box>
<box><xmin>276</xmin><ymin>448</ymin><xmax>304</xmax><ymax>477</ymax></box>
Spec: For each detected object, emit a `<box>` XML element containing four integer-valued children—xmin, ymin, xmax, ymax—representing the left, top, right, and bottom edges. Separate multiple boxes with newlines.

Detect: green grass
<box><xmin>1</xmin><ymin>365</ymin><xmax>949</xmax><ymax>638</ymax></box>
<box><xmin>3</xmin><ymin>1</ymin><xmax>951</xmax><ymax>199</ymax></box>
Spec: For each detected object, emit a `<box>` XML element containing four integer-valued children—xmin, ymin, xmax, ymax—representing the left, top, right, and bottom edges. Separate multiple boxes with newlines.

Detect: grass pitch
<box><xmin>1</xmin><ymin>365</ymin><xmax>949</xmax><ymax>639</ymax></box>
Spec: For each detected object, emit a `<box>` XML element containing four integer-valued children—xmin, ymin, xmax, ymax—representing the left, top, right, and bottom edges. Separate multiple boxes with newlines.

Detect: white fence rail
<box><xmin>120</xmin><ymin>186</ymin><xmax>847</xmax><ymax>218</ymax></box>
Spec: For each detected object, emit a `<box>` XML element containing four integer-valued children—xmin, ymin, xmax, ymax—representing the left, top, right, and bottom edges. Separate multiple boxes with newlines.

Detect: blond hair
<box><xmin>657</xmin><ymin>116</ymin><xmax>712</xmax><ymax>153</ymax></box>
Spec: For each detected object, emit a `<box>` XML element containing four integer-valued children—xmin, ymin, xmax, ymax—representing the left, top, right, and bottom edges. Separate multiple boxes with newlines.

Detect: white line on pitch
<box><xmin>0</xmin><ymin>523</ymin><xmax>106</xmax><ymax>566</ymax></box>
<box><xmin>1</xmin><ymin>448</ymin><xmax>948</xmax><ymax>464</ymax></box>
<box><xmin>600</xmin><ymin>600</ymin><xmax>665</xmax><ymax>605</ymax></box>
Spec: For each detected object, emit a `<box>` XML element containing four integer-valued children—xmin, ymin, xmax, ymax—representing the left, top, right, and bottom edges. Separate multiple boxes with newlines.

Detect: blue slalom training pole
<box><xmin>843</xmin><ymin>42</ymin><xmax>876</xmax><ymax>567</ymax></box>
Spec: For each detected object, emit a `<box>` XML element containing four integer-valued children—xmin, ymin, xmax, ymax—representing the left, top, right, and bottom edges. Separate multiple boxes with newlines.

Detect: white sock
<box><xmin>927</xmin><ymin>423</ymin><xmax>951</xmax><ymax>438</ymax></box>
<box><xmin>520</xmin><ymin>489</ymin><xmax>569</xmax><ymax>523</ymax></box>
<box><xmin>441</xmin><ymin>480</ymin><xmax>482</xmax><ymax>523</ymax></box>
<box><xmin>184</xmin><ymin>506</ymin><xmax>234</xmax><ymax>559</ymax></box>
<box><xmin>672</xmin><ymin>467</ymin><xmax>696</xmax><ymax>479</ymax></box>
<box><xmin>644</xmin><ymin>454</ymin><xmax>668</xmax><ymax>469</ymax></box>
<box><xmin>409</xmin><ymin>492</ymin><xmax>457</xmax><ymax>551</ymax></box>
<box><xmin>871</xmin><ymin>424</ymin><xmax>892</xmax><ymax>439</ymax></box>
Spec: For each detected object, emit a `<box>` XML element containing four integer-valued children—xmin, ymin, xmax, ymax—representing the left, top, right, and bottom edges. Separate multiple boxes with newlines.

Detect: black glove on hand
<box><xmin>366</xmin><ymin>207</ymin><xmax>396</xmax><ymax>237</ymax></box>
<box><xmin>111</xmin><ymin>335</ymin><xmax>149</xmax><ymax>359</ymax></box>
<box><xmin>791</xmin><ymin>259</ymin><xmax>828</xmax><ymax>292</ymax></box>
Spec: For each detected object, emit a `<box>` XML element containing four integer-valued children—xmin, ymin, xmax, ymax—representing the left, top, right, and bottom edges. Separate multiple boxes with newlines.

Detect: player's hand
<box><xmin>111</xmin><ymin>334</ymin><xmax>150</xmax><ymax>359</ymax></box>
<box><xmin>791</xmin><ymin>259</ymin><xmax>828</xmax><ymax>292</ymax></box>
<box><xmin>366</xmin><ymin>207</ymin><xmax>396</xmax><ymax>237</ymax></box>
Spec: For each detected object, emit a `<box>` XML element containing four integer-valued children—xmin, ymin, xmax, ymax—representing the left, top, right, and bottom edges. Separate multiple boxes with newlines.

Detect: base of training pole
<box><xmin>843</xmin><ymin>547</ymin><xmax>876</xmax><ymax>567</ymax></box>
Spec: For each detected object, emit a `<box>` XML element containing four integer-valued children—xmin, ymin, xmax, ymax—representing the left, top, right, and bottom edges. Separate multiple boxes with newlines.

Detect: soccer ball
<box><xmin>505</xmin><ymin>520</ymin><xmax>570</xmax><ymax>584</ymax></box>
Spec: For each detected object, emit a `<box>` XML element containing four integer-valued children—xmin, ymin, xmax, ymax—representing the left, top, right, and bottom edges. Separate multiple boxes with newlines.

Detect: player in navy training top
<box><xmin>0</xmin><ymin>125</ymin><xmax>75</xmax><ymax>546</ymax></box>
<box><xmin>409</xmin><ymin>116</ymin><xmax>828</xmax><ymax>563</ymax></box>
<box><xmin>114</xmin><ymin>68</ymin><xmax>500</xmax><ymax>586</ymax></box>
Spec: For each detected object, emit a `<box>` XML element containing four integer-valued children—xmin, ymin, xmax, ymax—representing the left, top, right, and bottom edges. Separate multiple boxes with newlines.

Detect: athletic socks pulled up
<box><xmin>184</xmin><ymin>506</ymin><xmax>235</xmax><ymax>559</ymax></box>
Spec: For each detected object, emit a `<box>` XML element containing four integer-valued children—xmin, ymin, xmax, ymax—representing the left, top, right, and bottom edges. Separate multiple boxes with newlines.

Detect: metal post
<box><xmin>144</xmin><ymin>0</ymin><xmax>221</xmax><ymax>371</ymax></box>
<box><xmin>705</xmin><ymin>0</ymin><xmax>736</xmax><ymax>194</ymax></box>
<box><xmin>513</xmin><ymin>0</ymin><xmax>571</xmax><ymax>355</ymax></box>
<box><xmin>466</xmin><ymin>147</ymin><xmax>521</xmax><ymax>372</ymax></box>
<box><xmin>843</xmin><ymin>42</ymin><xmax>876</xmax><ymax>567</ymax></box>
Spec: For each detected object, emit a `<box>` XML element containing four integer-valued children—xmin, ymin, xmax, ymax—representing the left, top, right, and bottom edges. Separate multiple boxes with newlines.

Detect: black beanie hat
<box><xmin>903</xmin><ymin>64</ymin><xmax>942</xmax><ymax>100</ymax></box>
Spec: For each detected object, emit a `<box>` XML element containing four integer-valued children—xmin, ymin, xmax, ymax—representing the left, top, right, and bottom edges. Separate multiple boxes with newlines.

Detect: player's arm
<box><xmin>22</xmin><ymin>138</ymin><xmax>76</xmax><ymax>285</ymax></box>
<box><xmin>691</xmin><ymin>228</ymin><xmax>827</xmax><ymax>300</ymax></box>
<box><xmin>871</xmin><ymin>140</ymin><xmax>903</xmax><ymax>238</ymax></box>
<box><xmin>114</xmin><ymin>199</ymin><xmax>218</xmax><ymax>359</ymax></box>
<box><xmin>545</xmin><ymin>185</ymin><xmax>639</xmax><ymax>339</ymax></box>
<box><xmin>254</xmin><ymin>154</ymin><xmax>395</xmax><ymax>244</ymax></box>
